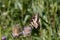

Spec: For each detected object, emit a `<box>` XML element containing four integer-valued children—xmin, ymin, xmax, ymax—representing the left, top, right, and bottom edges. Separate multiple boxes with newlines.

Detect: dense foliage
<box><xmin>0</xmin><ymin>0</ymin><xmax>60</xmax><ymax>40</ymax></box>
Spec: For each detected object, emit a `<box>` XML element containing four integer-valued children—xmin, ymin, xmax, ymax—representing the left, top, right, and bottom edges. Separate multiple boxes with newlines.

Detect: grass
<box><xmin>0</xmin><ymin>0</ymin><xmax>60</xmax><ymax>40</ymax></box>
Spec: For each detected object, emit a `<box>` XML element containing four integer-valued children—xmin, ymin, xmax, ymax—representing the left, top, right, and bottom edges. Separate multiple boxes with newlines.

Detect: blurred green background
<box><xmin>0</xmin><ymin>0</ymin><xmax>60</xmax><ymax>40</ymax></box>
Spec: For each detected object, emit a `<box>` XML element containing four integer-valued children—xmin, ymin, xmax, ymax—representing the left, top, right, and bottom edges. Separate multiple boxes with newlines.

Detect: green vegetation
<box><xmin>0</xmin><ymin>0</ymin><xmax>60</xmax><ymax>40</ymax></box>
